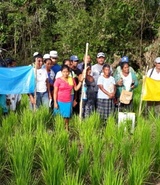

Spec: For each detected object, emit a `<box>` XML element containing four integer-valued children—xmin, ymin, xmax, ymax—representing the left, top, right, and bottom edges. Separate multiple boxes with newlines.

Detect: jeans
<box><xmin>36</xmin><ymin>91</ymin><xmax>49</xmax><ymax>108</ymax></box>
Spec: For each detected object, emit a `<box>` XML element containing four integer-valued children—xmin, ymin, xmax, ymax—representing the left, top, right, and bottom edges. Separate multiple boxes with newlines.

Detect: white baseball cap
<box><xmin>43</xmin><ymin>54</ymin><xmax>50</xmax><ymax>59</ymax></box>
<box><xmin>33</xmin><ymin>52</ymin><xmax>39</xmax><ymax>57</ymax></box>
<box><xmin>49</xmin><ymin>50</ymin><xmax>58</xmax><ymax>58</ymax></box>
<box><xmin>97</xmin><ymin>52</ymin><xmax>105</xmax><ymax>58</ymax></box>
<box><xmin>155</xmin><ymin>57</ymin><xmax>160</xmax><ymax>64</ymax></box>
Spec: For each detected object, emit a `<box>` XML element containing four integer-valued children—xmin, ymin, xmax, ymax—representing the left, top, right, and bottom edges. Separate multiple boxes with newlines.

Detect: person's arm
<box><xmin>113</xmin><ymin>84</ymin><xmax>116</xmax><ymax>96</ymax></box>
<box><xmin>28</xmin><ymin>93</ymin><xmax>36</xmax><ymax>104</ymax></box>
<box><xmin>46</xmin><ymin>78</ymin><xmax>52</xmax><ymax>99</ymax></box>
<box><xmin>98</xmin><ymin>84</ymin><xmax>115</xmax><ymax>99</ymax></box>
<box><xmin>54</xmin><ymin>86</ymin><xmax>58</xmax><ymax>109</ymax></box>
<box><xmin>74</xmin><ymin>72</ymin><xmax>85</xmax><ymax>91</ymax></box>
<box><xmin>131</xmin><ymin>72</ymin><xmax>138</xmax><ymax>89</ymax></box>
<box><xmin>113</xmin><ymin>70</ymin><xmax>123</xmax><ymax>87</ymax></box>
<box><xmin>74</xmin><ymin>81</ymin><xmax>83</xmax><ymax>91</ymax></box>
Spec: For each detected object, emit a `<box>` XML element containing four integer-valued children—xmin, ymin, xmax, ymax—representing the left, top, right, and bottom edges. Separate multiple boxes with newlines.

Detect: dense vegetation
<box><xmin>0</xmin><ymin>0</ymin><xmax>160</xmax><ymax>68</ymax></box>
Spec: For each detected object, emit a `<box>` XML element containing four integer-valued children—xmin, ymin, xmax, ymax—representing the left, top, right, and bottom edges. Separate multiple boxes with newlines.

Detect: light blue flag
<box><xmin>0</xmin><ymin>66</ymin><xmax>35</xmax><ymax>94</ymax></box>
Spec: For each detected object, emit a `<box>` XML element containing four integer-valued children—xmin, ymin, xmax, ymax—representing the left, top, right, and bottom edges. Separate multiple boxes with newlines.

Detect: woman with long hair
<box><xmin>54</xmin><ymin>65</ymin><xmax>84</xmax><ymax>131</ymax></box>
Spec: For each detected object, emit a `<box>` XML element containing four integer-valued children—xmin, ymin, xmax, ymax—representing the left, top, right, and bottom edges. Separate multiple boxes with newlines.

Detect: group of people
<box><xmin>1</xmin><ymin>50</ymin><xmax>160</xmax><ymax>130</ymax></box>
<box><xmin>0</xmin><ymin>50</ymin><xmax>141</xmax><ymax>130</ymax></box>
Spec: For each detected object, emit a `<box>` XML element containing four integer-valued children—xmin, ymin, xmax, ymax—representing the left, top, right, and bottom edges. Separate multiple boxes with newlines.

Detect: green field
<box><xmin>0</xmin><ymin>87</ymin><xmax>160</xmax><ymax>185</ymax></box>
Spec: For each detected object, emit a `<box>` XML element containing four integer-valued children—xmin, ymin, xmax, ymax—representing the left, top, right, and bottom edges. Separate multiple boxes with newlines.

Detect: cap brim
<box><xmin>97</xmin><ymin>56</ymin><xmax>105</xmax><ymax>58</ymax></box>
<box><xmin>51</xmin><ymin>56</ymin><xmax>58</xmax><ymax>58</ymax></box>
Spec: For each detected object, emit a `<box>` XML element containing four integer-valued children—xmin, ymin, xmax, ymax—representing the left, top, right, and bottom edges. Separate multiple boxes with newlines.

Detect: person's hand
<box><xmin>130</xmin><ymin>81</ymin><xmax>135</xmax><ymax>89</ymax></box>
<box><xmin>30</xmin><ymin>96</ymin><xmax>36</xmax><ymax>104</ymax></box>
<box><xmin>78</xmin><ymin>74</ymin><xmax>84</xmax><ymax>83</ymax></box>
<box><xmin>54</xmin><ymin>102</ymin><xmax>58</xmax><ymax>109</ymax></box>
<box><xmin>73</xmin><ymin>100</ymin><xmax>77</xmax><ymax>107</ymax></box>
<box><xmin>108</xmin><ymin>92</ymin><xmax>115</xmax><ymax>99</ymax></box>
<box><xmin>49</xmin><ymin>93</ymin><xmax>52</xmax><ymax>100</ymax></box>
<box><xmin>117</xmin><ymin>78</ymin><xmax>123</xmax><ymax>86</ymax></box>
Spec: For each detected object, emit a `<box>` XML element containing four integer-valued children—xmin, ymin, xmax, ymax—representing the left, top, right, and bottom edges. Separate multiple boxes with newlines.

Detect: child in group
<box><xmin>80</xmin><ymin>65</ymin><xmax>96</xmax><ymax>118</ymax></box>
<box><xmin>97</xmin><ymin>64</ymin><xmax>116</xmax><ymax>121</ymax></box>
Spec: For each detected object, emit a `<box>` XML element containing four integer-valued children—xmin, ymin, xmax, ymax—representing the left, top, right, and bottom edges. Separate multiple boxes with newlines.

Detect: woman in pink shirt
<box><xmin>54</xmin><ymin>65</ymin><xmax>84</xmax><ymax>131</ymax></box>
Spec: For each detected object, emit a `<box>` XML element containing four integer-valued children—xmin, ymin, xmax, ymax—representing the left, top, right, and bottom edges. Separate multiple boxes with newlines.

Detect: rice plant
<box><xmin>78</xmin><ymin>148</ymin><xmax>90</xmax><ymax>180</ymax></box>
<box><xmin>127</xmin><ymin>119</ymin><xmax>155</xmax><ymax>185</ymax></box>
<box><xmin>154</xmin><ymin>119</ymin><xmax>160</xmax><ymax>173</ymax></box>
<box><xmin>67</xmin><ymin>140</ymin><xmax>79</xmax><ymax>172</ymax></box>
<box><xmin>0</xmin><ymin>90</ymin><xmax>160</xmax><ymax>185</ymax></box>
<box><xmin>62</xmin><ymin>171</ymin><xmax>84</xmax><ymax>185</ymax></box>
<box><xmin>8</xmin><ymin>132</ymin><xmax>35</xmax><ymax>185</ymax></box>
<box><xmin>39</xmin><ymin>132</ymin><xmax>65</xmax><ymax>185</ymax></box>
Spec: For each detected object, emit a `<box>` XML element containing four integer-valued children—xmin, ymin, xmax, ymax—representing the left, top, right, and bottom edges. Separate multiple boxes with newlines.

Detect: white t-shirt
<box><xmin>147</xmin><ymin>68</ymin><xmax>160</xmax><ymax>80</ymax></box>
<box><xmin>91</xmin><ymin>64</ymin><xmax>113</xmax><ymax>92</ymax></box>
<box><xmin>91</xmin><ymin>64</ymin><xmax>103</xmax><ymax>83</ymax></box>
<box><xmin>49</xmin><ymin>69</ymin><xmax>55</xmax><ymax>81</ymax></box>
<box><xmin>35</xmin><ymin>68</ymin><xmax>48</xmax><ymax>92</ymax></box>
<box><xmin>121</xmin><ymin>72</ymin><xmax>132</xmax><ymax>91</ymax></box>
<box><xmin>97</xmin><ymin>75</ymin><xmax>115</xmax><ymax>99</ymax></box>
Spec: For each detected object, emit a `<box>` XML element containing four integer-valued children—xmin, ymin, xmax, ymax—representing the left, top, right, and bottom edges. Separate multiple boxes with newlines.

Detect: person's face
<box><xmin>122</xmin><ymin>63</ymin><xmax>129</xmax><ymax>74</ymax></box>
<box><xmin>155</xmin><ymin>63</ymin><xmax>160</xmax><ymax>71</ymax></box>
<box><xmin>72</xmin><ymin>61</ymin><xmax>78</xmax><ymax>68</ymax></box>
<box><xmin>103</xmin><ymin>67</ymin><xmax>110</xmax><ymax>76</ymax></box>
<box><xmin>83</xmin><ymin>55</ymin><xmax>91</xmax><ymax>64</ymax></box>
<box><xmin>50</xmin><ymin>57</ymin><xmax>58</xmax><ymax>65</ymax></box>
<box><xmin>64</xmin><ymin>60</ymin><xmax>71</xmax><ymax>67</ymax></box>
<box><xmin>45</xmin><ymin>59</ymin><xmax>52</xmax><ymax>69</ymax></box>
<box><xmin>35</xmin><ymin>57</ymin><xmax>43</xmax><ymax>68</ymax></box>
<box><xmin>61</xmin><ymin>68</ymin><xmax>70</xmax><ymax>78</ymax></box>
<box><xmin>8</xmin><ymin>61</ymin><xmax>16</xmax><ymax>67</ymax></box>
<box><xmin>86</xmin><ymin>67</ymin><xmax>91</xmax><ymax>75</ymax></box>
<box><xmin>97</xmin><ymin>57</ymin><xmax>105</xmax><ymax>65</ymax></box>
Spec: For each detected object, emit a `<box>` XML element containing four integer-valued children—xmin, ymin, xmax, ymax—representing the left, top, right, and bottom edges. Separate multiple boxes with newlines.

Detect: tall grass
<box><xmin>39</xmin><ymin>132</ymin><xmax>65</xmax><ymax>185</ymax></box>
<box><xmin>62</xmin><ymin>171</ymin><xmax>84</xmax><ymax>185</ymax></box>
<box><xmin>0</xmin><ymin>92</ymin><xmax>160</xmax><ymax>184</ymax></box>
<box><xmin>154</xmin><ymin>119</ymin><xmax>160</xmax><ymax>173</ymax></box>
<box><xmin>127</xmin><ymin>118</ymin><xmax>155</xmax><ymax>185</ymax></box>
<box><xmin>67</xmin><ymin>140</ymin><xmax>79</xmax><ymax>172</ymax></box>
<box><xmin>8</xmin><ymin>132</ymin><xmax>35</xmax><ymax>185</ymax></box>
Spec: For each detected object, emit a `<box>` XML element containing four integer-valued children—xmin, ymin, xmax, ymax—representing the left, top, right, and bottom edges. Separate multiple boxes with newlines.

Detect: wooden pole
<box><xmin>33</xmin><ymin>58</ymin><xmax>37</xmax><ymax>112</ymax></box>
<box><xmin>79</xmin><ymin>43</ymin><xmax>89</xmax><ymax>119</ymax></box>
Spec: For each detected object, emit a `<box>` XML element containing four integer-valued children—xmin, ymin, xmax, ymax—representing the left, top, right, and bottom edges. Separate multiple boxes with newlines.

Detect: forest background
<box><xmin>0</xmin><ymin>0</ymin><xmax>160</xmax><ymax>70</ymax></box>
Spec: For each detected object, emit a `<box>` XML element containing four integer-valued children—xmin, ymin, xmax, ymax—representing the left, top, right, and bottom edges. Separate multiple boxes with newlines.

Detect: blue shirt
<box><xmin>51</xmin><ymin>64</ymin><xmax>61</xmax><ymax>75</ymax></box>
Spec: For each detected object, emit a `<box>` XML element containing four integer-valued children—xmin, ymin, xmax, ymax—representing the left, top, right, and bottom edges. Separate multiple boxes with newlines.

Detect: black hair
<box><xmin>102</xmin><ymin>63</ymin><xmax>110</xmax><ymax>70</ymax></box>
<box><xmin>61</xmin><ymin>64</ymin><xmax>70</xmax><ymax>71</ymax></box>
<box><xmin>82</xmin><ymin>63</ymin><xmax>91</xmax><ymax>70</ymax></box>
<box><xmin>43</xmin><ymin>58</ymin><xmax>52</xmax><ymax>64</ymax></box>
<box><xmin>5</xmin><ymin>58</ymin><xmax>16</xmax><ymax>66</ymax></box>
<box><xmin>63</xmin><ymin>59</ymin><xmax>70</xmax><ymax>65</ymax></box>
<box><xmin>33</xmin><ymin>54</ymin><xmax>43</xmax><ymax>62</ymax></box>
<box><xmin>120</xmin><ymin>62</ymin><xmax>129</xmax><ymax>69</ymax></box>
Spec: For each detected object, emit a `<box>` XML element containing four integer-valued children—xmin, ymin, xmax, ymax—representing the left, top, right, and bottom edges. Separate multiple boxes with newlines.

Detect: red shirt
<box><xmin>54</xmin><ymin>77</ymin><xmax>76</xmax><ymax>102</ymax></box>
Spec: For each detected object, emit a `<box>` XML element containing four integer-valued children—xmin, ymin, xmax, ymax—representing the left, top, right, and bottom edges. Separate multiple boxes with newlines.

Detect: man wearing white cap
<box><xmin>91</xmin><ymin>52</ymin><xmax>106</xmax><ymax>90</ymax></box>
<box><xmin>147</xmin><ymin>57</ymin><xmax>160</xmax><ymax>80</ymax></box>
<box><xmin>147</xmin><ymin>57</ymin><xmax>160</xmax><ymax>115</ymax></box>
<box><xmin>49</xmin><ymin>50</ymin><xmax>61</xmax><ymax>75</ymax></box>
